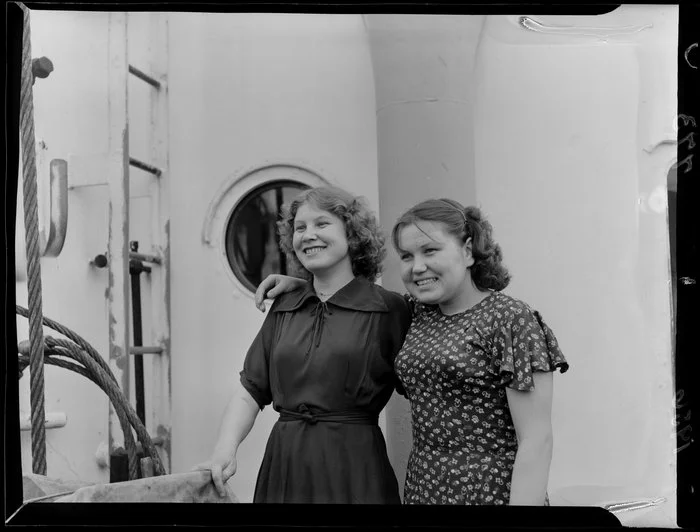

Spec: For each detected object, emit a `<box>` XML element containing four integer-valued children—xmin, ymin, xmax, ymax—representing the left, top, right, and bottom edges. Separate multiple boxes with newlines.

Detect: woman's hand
<box><xmin>193</xmin><ymin>383</ymin><xmax>261</xmax><ymax>498</ymax></box>
<box><xmin>193</xmin><ymin>448</ymin><xmax>238</xmax><ymax>498</ymax></box>
<box><xmin>254</xmin><ymin>274</ymin><xmax>308</xmax><ymax>312</ymax></box>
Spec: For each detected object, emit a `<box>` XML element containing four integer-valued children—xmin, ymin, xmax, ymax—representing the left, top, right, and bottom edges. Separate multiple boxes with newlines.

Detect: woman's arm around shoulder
<box><xmin>254</xmin><ymin>274</ymin><xmax>309</xmax><ymax>312</ymax></box>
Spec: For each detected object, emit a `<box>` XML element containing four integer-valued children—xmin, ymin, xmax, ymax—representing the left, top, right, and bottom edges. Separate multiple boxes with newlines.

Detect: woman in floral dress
<box><xmin>391</xmin><ymin>199</ymin><xmax>568</xmax><ymax>505</ymax></box>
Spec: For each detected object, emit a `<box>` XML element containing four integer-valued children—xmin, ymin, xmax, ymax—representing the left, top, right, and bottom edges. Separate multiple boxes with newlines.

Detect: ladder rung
<box><xmin>129</xmin><ymin>251</ymin><xmax>162</xmax><ymax>265</ymax></box>
<box><xmin>129</xmin><ymin>157</ymin><xmax>162</xmax><ymax>177</ymax></box>
<box><xmin>128</xmin><ymin>64</ymin><xmax>161</xmax><ymax>89</ymax></box>
<box><xmin>129</xmin><ymin>346</ymin><xmax>164</xmax><ymax>355</ymax></box>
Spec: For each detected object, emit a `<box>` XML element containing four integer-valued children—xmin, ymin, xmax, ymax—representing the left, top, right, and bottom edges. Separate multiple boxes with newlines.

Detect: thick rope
<box><xmin>19</xmin><ymin>4</ymin><xmax>47</xmax><ymax>476</ymax></box>
<box><xmin>45</xmin><ymin>338</ymin><xmax>162</xmax><ymax>478</ymax></box>
<box><xmin>17</xmin><ymin>332</ymin><xmax>167</xmax><ymax>478</ymax></box>
<box><xmin>16</xmin><ymin>302</ymin><xmax>139</xmax><ymax>473</ymax></box>
<box><xmin>43</xmin><ymin>338</ymin><xmax>139</xmax><ymax>480</ymax></box>
<box><xmin>16</xmin><ymin>305</ymin><xmax>118</xmax><ymax>387</ymax></box>
<box><xmin>18</xmin><ymin>345</ymin><xmax>139</xmax><ymax>480</ymax></box>
<box><xmin>13</xmin><ymin>306</ymin><xmax>151</xmax><ymax>480</ymax></box>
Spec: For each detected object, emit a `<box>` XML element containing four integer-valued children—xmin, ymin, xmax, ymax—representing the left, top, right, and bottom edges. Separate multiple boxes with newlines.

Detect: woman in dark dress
<box><xmin>256</xmin><ymin>199</ymin><xmax>568</xmax><ymax>506</ymax></box>
<box><xmin>196</xmin><ymin>186</ymin><xmax>411</xmax><ymax>504</ymax></box>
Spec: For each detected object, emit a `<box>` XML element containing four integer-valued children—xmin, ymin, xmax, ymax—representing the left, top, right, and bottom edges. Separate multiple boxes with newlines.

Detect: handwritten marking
<box><xmin>679</xmin><ymin>131</ymin><xmax>696</xmax><ymax>150</ymax></box>
<box><xmin>685</xmin><ymin>42</ymin><xmax>698</xmax><ymax>69</ymax></box>
<box><xmin>676</xmin><ymin>114</ymin><xmax>697</xmax><ymax>129</ymax></box>
<box><xmin>673</xmin><ymin>155</ymin><xmax>693</xmax><ymax>174</ymax></box>
<box><xmin>673</xmin><ymin>390</ymin><xmax>693</xmax><ymax>454</ymax></box>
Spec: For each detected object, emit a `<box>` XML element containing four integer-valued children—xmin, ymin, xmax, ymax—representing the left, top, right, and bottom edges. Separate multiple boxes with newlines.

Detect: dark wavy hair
<box><xmin>277</xmin><ymin>186</ymin><xmax>386</xmax><ymax>282</ymax></box>
<box><xmin>391</xmin><ymin>198</ymin><xmax>511</xmax><ymax>291</ymax></box>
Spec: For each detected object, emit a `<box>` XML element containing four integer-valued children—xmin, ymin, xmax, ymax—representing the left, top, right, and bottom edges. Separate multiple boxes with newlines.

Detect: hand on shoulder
<box><xmin>254</xmin><ymin>274</ymin><xmax>309</xmax><ymax>312</ymax></box>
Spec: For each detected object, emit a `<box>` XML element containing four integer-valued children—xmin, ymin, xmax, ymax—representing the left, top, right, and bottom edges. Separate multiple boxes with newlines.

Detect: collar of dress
<box><xmin>272</xmin><ymin>276</ymin><xmax>389</xmax><ymax>313</ymax></box>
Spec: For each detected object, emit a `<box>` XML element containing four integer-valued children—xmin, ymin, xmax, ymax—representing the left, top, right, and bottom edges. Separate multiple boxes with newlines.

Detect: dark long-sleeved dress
<box><xmin>395</xmin><ymin>291</ymin><xmax>569</xmax><ymax>505</ymax></box>
<box><xmin>240</xmin><ymin>276</ymin><xmax>412</xmax><ymax>503</ymax></box>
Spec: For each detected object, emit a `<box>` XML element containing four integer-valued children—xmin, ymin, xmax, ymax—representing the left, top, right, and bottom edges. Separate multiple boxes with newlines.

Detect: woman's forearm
<box><xmin>213</xmin><ymin>381</ymin><xmax>261</xmax><ymax>456</ymax></box>
<box><xmin>508</xmin><ymin>436</ymin><xmax>553</xmax><ymax>505</ymax></box>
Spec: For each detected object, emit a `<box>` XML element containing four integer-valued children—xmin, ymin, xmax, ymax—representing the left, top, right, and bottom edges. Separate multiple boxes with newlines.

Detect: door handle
<box><xmin>39</xmin><ymin>159</ymin><xmax>68</xmax><ymax>257</ymax></box>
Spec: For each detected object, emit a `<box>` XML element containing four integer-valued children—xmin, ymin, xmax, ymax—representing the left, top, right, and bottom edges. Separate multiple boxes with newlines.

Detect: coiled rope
<box><xmin>16</xmin><ymin>305</ymin><xmax>166</xmax><ymax>479</ymax></box>
<box><xmin>19</xmin><ymin>3</ymin><xmax>47</xmax><ymax>476</ymax></box>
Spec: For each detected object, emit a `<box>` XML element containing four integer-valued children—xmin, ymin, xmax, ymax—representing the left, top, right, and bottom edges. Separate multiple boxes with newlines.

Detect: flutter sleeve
<box><xmin>490</xmin><ymin>301</ymin><xmax>569</xmax><ymax>391</ymax></box>
<box><xmin>239</xmin><ymin>300</ymin><xmax>280</xmax><ymax>410</ymax></box>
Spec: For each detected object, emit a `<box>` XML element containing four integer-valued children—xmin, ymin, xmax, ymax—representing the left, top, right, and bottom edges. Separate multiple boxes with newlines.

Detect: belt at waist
<box><xmin>278</xmin><ymin>404</ymin><xmax>378</xmax><ymax>425</ymax></box>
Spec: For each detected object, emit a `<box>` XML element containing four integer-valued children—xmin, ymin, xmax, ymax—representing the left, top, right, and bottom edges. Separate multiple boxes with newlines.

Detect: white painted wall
<box><xmin>166</xmin><ymin>13</ymin><xmax>379</xmax><ymax>502</ymax></box>
<box><xmin>473</xmin><ymin>6</ymin><xmax>677</xmax><ymax>526</ymax></box>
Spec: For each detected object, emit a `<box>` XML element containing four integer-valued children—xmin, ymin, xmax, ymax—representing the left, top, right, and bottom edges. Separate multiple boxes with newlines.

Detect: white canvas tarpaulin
<box><xmin>24</xmin><ymin>471</ymin><xmax>238</xmax><ymax>503</ymax></box>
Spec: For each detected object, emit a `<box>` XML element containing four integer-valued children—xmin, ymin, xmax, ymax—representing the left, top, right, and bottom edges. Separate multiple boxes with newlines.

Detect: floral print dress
<box><xmin>394</xmin><ymin>291</ymin><xmax>569</xmax><ymax>505</ymax></box>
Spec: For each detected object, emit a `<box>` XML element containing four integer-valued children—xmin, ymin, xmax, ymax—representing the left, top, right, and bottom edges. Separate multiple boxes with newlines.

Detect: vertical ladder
<box><xmin>143</xmin><ymin>12</ymin><xmax>171</xmax><ymax>474</ymax></box>
<box><xmin>106</xmin><ymin>12</ymin><xmax>171</xmax><ymax>476</ymax></box>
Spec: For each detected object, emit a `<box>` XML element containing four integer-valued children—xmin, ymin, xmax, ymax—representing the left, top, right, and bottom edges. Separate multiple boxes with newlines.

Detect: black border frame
<box><xmin>4</xmin><ymin>1</ymin><xmax>697</xmax><ymax>529</ymax></box>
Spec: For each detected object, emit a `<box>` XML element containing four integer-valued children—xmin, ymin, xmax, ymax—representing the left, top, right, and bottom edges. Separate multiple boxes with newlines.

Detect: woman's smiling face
<box><xmin>292</xmin><ymin>202</ymin><xmax>350</xmax><ymax>276</ymax></box>
<box><xmin>397</xmin><ymin>220</ymin><xmax>474</xmax><ymax>307</ymax></box>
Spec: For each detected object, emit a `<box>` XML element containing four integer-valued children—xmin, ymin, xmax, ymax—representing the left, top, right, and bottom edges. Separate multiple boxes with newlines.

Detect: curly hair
<box><xmin>391</xmin><ymin>198</ymin><xmax>511</xmax><ymax>291</ymax></box>
<box><xmin>277</xmin><ymin>186</ymin><xmax>386</xmax><ymax>283</ymax></box>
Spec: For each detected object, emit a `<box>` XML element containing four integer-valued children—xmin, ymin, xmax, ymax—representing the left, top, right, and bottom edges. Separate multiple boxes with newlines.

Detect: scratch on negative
<box><xmin>376</xmin><ymin>98</ymin><xmax>470</xmax><ymax>114</ymax></box>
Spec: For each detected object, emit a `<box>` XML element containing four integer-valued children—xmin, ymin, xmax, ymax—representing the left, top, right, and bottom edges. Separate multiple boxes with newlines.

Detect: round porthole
<box><xmin>224</xmin><ymin>180</ymin><xmax>309</xmax><ymax>292</ymax></box>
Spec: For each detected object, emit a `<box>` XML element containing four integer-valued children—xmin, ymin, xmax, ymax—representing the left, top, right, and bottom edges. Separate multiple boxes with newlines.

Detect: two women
<box><xmin>202</xmin><ymin>186</ymin><xmax>568</xmax><ymax>505</ymax></box>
